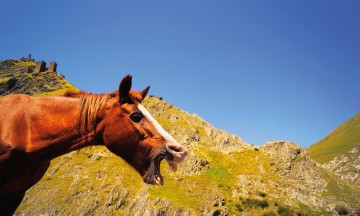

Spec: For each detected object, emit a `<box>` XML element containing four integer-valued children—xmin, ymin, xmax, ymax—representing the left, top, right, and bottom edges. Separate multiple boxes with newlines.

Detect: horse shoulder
<box><xmin>0</xmin><ymin>95</ymin><xmax>50</xmax><ymax>195</ymax></box>
<box><xmin>0</xmin><ymin>94</ymin><xmax>34</xmax><ymax>151</ymax></box>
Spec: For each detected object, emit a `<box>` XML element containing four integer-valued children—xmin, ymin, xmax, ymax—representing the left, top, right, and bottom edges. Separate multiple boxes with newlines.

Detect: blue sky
<box><xmin>1</xmin><ymin>1</ymin><xmax>359</xmax><ymax>147</ymax></box>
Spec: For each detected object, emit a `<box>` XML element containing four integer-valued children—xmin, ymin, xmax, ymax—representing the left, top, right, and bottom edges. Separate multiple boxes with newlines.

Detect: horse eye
<box><xmin>130</xmin><ymin>112</ymin><xmax>144</xmax><ymax>123</ymax></box>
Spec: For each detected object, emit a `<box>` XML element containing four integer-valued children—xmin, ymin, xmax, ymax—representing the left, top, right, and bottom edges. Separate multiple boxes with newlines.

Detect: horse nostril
<box><xmin>166</xmin><ymin>142</ymin><xmax>188</xmax><ymax>155</ymax></box>
<box><xmin>177</xmin><ymin>145</ymin><xmax>188</xmax><ymax>156</ymax></box>
<box><xmin>165</xmin><ymin>142</ymin><xmax>188</xmax><ymax>164</ymax></box>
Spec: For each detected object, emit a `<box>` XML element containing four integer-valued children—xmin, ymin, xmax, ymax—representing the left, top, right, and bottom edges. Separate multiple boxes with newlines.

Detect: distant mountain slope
<box><xmin>1</xmin><ymin>58</ymin><xmax>359</xmax><ymax>215</ymax></box>
<box><xmin>0</xmin><ymin>58</ymin><xmax>77</xmax><ymax>96</ymax></box>
<box><xmin>308</xmin><ymin>113</ymin><xmax>360</xmax><ymax>184</ymax></box>
<box><xmin>308</xmin><ymin>113</ymin><xmax>360</xmax><ymax>164</ymax></box>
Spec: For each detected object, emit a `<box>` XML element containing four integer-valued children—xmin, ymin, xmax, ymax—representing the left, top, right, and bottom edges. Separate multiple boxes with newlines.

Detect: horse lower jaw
<box><xmin>143</xmin><ymin>157</ymin><xmax>180</xmax><ymax>185</ymax></box>
<box><xmin>144</xmin><ymin>174</ymin><xmax>163</xmax><ymax>185</ymax></box>
<box><xmin>143</xmin><ymin>156</ymin><xmax>164</xmax><ymax>185</ymax></box>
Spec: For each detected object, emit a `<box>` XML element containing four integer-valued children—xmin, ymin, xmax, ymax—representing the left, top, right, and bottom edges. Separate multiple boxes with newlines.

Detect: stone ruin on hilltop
<box><xmin>31</xmin><ymin>61</ymin><xmax>57</xmax><ymax>73</ymax></box>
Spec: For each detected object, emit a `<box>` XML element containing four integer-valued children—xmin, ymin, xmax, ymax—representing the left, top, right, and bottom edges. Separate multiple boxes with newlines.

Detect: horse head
<box><xmin>97</xmin><ymin>75</ymin><xmax>188</xmax><ymax>185</ymax></box>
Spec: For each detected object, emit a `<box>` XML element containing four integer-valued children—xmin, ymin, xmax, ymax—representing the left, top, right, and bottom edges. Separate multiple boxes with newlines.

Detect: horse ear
<box><xmin>119</xmin><ymin>75</ymin><xmax>132</xmax><ymax>103</ymax></box>
<box><xmin>139</xmin><ymin>86</ymin><xmax>150</xmax><ymax>102</ymax></box>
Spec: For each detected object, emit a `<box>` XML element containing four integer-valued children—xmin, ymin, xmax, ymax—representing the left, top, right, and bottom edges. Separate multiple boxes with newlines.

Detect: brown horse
<box><xmin>0</xmin><ymin>75</ymin><xmax>188</xmax><ymax>215</ymax></box>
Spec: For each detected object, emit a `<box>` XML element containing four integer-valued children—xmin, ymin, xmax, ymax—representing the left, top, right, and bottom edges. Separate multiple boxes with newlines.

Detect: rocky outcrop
<box><xmin>262</xmin><ymin>141</ymin><xmax>325</xmax><ymax>188</ymax></box>
<box><xmin>0</xmin><ymin>72</ymin><xmax>69</xmax><ymax>95</ymax></box>
<box><xmin>323</xmin><ymin>146</ymin><xmax>360</xmax><ymax>184</ymax></box>
<box><xmin>261</xmin><ymin>141</ymin><xmax>327</xmax><ymax>208</ymax></box>
<box><xmin>0</xmin><ymin>59</ymin><xmax>74</xmax><ymax>96</ymax></box>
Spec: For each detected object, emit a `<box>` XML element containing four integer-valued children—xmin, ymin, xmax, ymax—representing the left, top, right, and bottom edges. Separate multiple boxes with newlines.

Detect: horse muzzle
<box><xmin>165</xmin><ymin>141</ymin><xmax>188</xmax><ymax>171</ymax></box>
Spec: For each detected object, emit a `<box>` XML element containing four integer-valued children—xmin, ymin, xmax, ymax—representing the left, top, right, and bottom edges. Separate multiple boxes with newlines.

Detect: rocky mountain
<box><xmin>308</xmin><ymin>113</ymin><xmax>360</xmax><ymax>185</ymax></box>
<box><xmin>1</xmin><ymin>58</ymin><xmax>359</xmax><ymax>215</ymax></box>
<box><xmin>0</xmin><ymin>58</ymin><xmax>76</xmax><ymax>96</ymax></box>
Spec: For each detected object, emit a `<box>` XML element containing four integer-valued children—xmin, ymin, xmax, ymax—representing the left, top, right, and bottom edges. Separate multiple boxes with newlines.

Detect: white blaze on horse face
<box><xmin>137</xmin><ymin>104</ymin><xmax>188</xmax><ymax>166</ymax></box>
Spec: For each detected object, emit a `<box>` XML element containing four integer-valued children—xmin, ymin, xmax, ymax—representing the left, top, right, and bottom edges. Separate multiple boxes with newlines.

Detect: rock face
<box><xmin>322</xmin><ymin>146</ymin><xmax>360</xmax><ymax>184</ymax></box>
<box><xmin>262</xmin><ymin>141</ymin><xmax>326</xmax><ymax>191</ymax></box>
<box><xmin>261</xmin><ymin>141</ymin><xmax>327</xmax><ymax>208</ymax></box>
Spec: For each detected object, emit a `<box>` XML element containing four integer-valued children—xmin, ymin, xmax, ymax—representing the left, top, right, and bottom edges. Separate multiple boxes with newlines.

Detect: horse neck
<box><xmin>61</xmin><ymin>94</ymin><xmax>110</xmax><ymax>153</ymax></box>
<box><xmin>78</xmin><ymin>94</ymin><xmax>109</xmax><ymax>137</ymax></box>
<box><xmin>33</xmin><ymin>94</ymin><xmax>109</xmax><ymax>160</ymax></box>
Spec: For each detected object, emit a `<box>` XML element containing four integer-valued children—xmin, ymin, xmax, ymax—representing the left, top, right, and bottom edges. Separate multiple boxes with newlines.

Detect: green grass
<box><xmin>15</xmin><ymin>61</ymin><xmax>36</xmax><ymax>68</ymax></box>
<box><xmin>147</xmin><ymin>148</ymin><xmax>276</xmax><ymax>214</ymax></box>
<box><xmin>148</xmin><ymin>176</ymin><xmax>200</xmax><ymax>209</ymax></box>
<box><xmin>33</xmin><ymin>84</ymin><xmax>78</xmax><ymax>96</ymax></box>
<box><xmin>308</xmin><ymin>112</ymin><xmax>360</xmax><ymax>163</ymax></box>
<box><xmin>320</xmin><ymin>169</ymin><xmax>360</xmax><ymax>208</ymax></box>
<box><xmin>277</xmin><ymin>205</ymin><xmax>293</xmax><ymax>216</ymax></box>
<box><xmin>0</xmin><ymin>77</ymin><xmax>11</xmax><ymax>83</ymax></box>
<box><xmin>0</xmin><ymin>59</ymin><xmax>36</xmax><ymax>74</ymax></box>
<box><xmin>33</xmin><ymin>76</ymin><xmax>78</xmax><ymax>97</ymax></box>
<box><xmin>203</xmin><ymin>167</ymin><xmax>230</xmax><ymax>184</ymax></box>
<box><xmin>242</xmin><ymin>198</ymin><xmax>269</xmax><ymax>209</ymax></box>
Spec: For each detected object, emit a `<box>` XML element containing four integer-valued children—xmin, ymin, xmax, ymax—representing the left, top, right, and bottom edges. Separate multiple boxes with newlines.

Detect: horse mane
<box><xmin>79</xmin><ymin>94</ymin><xmax>109</xmax><ymax>135</ymax></box>
<box><xmin>60</xmin><ymin>90</ymin><xmax>114</xmax><ymax>135</ymax></box>
<box><xmin>61</xmin><ymin>89</ymin><xmax>118</xmax><ymax>99</ymax></box>
<box><xmin>62</xmin><ymin>90</ymin><xmax>88</xmax><ymax>98</ymax></box>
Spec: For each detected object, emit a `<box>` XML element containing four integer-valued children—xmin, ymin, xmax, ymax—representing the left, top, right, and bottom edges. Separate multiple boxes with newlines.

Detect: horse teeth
<box><xmin>154</xmin><ymin>175</ymin><xmax>161</xmax><ymax>185</ymax></box>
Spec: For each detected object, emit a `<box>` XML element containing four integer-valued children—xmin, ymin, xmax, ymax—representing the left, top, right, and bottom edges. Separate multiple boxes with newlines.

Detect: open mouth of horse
<box><xmin>143</xmin><ymin>151</ymin><xmax>178</xmax><ymax>185</ymax></box>
<box><xmin>143</xmin><ymin>153</ymin><xmax>165</xmax><ymax>185</ymax></box>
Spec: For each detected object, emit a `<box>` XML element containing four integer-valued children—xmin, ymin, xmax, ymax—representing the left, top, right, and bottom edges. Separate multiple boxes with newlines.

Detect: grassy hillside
<box><xmin>1</xmin><ymin>57</ymin><xmax>359</xmax><ymax>215</ymax></box>
<box><xmin>308</xmin><ymin>113</ymin><xmax>360</xmax><ymax>164</ymax></box>
<box><xmin>14</xmin><ymin>96</ymin><xmax>360</xmax><ymax>216</ymax></box>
